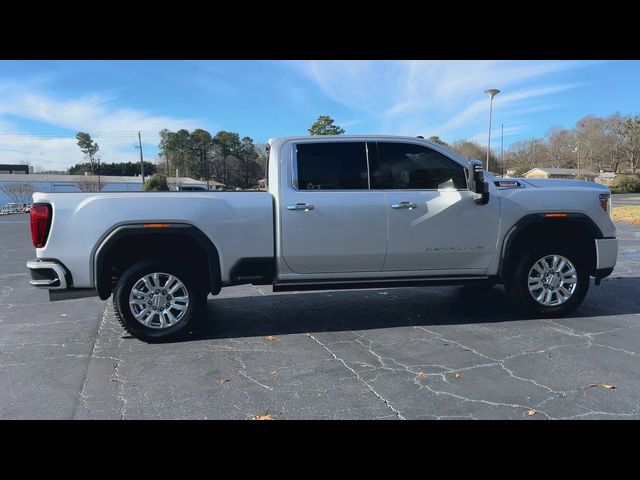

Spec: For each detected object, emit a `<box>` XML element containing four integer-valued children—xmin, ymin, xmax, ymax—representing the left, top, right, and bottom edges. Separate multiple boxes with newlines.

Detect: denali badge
<box><xmin>424</xmin><ymin>246</ymin><xmax>485</xmax><ymax>252</ymax></box>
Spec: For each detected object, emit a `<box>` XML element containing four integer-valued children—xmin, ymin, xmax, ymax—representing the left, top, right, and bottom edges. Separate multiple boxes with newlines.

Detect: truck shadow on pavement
<box><xmin>185</xmin><ymin>277</ymin><xmax>640</xmax><ymax>341</ymax></box>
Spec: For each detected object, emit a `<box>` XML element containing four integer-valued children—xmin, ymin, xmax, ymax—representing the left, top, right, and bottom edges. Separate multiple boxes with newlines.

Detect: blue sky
<box><xmin>1</xmin><ymin>60</ymin><xmax>639</xmax><ymax>170</ymax></box>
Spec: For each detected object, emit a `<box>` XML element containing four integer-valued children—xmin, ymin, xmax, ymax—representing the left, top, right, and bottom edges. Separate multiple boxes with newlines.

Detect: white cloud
<box><xmin>288</xmin><ymin>60</ymin><xmax>596</xmax><ymax>143</ymax></box>
<box><xmin>467</xmin><ymin>125</ymin><xmax>530</xmax><ymax>145</ymax></box>
<box><xmin>0</xmin><ymin>88</ymin><xmax>199</xmax><ymax>171</ymax></box>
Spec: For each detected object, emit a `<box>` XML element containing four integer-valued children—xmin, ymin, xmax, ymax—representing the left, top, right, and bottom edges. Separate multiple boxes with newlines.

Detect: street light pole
<box><xmin>484</xmin><ymin>89</ymin><xmax>500</xmax><ymax>171</ymax></box>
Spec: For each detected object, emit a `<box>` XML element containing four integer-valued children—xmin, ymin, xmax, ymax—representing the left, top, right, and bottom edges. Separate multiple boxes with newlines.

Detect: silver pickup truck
<box><xmin>27</xmin><ymin>135</ymin><xmax>618</xmax><ymax>341</ymax></box>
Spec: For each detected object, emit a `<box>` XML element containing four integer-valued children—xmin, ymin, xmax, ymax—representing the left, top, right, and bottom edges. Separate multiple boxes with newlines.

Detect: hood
<box><xmin>520</xmin><ymin>178</ymin><xmax>609</xmax><ymax>191</ymax></box>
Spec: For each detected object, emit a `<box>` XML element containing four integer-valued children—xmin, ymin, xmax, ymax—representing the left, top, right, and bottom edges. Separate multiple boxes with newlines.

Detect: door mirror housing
<box><xmin>468</xmin><ymin>159</ymin><xmax>489</xmax><ymax>205</ymax></box>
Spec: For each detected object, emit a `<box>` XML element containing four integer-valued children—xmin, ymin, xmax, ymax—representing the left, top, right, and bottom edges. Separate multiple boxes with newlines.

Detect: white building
<box><xmin>0</xmin><ymin>173</ymin><xmax>223</xmax><ymax>206</ymax></box>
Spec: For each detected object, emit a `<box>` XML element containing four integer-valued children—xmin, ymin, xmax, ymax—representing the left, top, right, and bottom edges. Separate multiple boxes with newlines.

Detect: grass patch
<box><xmin>612</xmin><ymin>205</ymin><xmax>640</xmax><ymax>224</ymax></box>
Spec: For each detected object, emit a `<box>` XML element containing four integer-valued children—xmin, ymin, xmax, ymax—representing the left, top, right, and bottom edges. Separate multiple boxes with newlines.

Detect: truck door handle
<box><xmin>287</xmin><ymin>203</ymin><xmax>315</xmax><ymax>211</ymax></box>
<box><xmin>391</xmin><ymin>202</ymin><xmax>418</xmax><ymax>210</ymax></box>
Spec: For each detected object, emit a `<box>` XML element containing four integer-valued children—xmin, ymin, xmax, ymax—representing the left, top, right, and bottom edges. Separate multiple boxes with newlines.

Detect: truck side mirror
<box><xmin>468</xmin><ymin>159</ymin><xmax>489</xmax><ymax>205</ymax></box>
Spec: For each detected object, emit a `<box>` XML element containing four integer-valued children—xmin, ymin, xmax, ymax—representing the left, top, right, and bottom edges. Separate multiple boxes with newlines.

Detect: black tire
<box><xmin>113</xmin><ymin>259</ymin><xmax>207</xmax><ymax>342</ymax></box>
<box><xmin>506</xmin><ymin>243</ymin><xmax>590</xmax><ymax>317</ymax></box>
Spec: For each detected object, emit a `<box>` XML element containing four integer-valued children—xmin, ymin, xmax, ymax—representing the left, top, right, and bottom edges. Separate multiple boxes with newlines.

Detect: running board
<box><xmin>272</xmin><ymin>276</ymin><xmax>491</xmax><ymax>292</ymax></box>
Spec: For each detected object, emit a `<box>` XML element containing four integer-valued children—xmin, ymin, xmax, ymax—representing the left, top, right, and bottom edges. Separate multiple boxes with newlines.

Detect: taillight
<box><xmin>30</xmin><ymin>203</ymin><xmax>52</xmax><ymax>248</ymax></box>
<box><xmin>600</xmin><ymin>193</ymin><xmax>611</xmax><ymax>216</ymax></box>
<box><xmin>599</xmin><ymin>193</ymin><xmax>611</xmax><ymax>216</ymax></box>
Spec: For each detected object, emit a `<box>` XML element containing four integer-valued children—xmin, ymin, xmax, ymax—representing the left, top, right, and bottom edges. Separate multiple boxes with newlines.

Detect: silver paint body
<box><xmin>32</xmin><ymin>135</ymin><xmax>617</xmax><ymax>290</ymax></box>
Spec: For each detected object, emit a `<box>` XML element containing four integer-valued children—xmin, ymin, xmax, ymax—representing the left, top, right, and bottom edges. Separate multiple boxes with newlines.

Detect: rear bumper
<box><xmin>594</xmin><ymin>238</ymin><xmax>618</xmax><ymax>270</ymax></box>
<box><xmin>26</xmin><ymin>259</ymin><xmax>69</xmax><ymax>290</ymax></box>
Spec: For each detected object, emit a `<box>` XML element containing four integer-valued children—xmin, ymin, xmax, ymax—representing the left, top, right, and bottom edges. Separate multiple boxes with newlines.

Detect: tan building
<box><xmin>523</xmin><ymin>167</ymin><xmax>596</xmax><ymax>181</ymax></box>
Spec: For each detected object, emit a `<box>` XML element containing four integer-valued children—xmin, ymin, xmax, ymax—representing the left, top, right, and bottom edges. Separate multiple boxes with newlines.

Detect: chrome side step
<box><xmin>273</xmin><ymin>276</ymin><xmax>491</xmax><ymax>292</ymax></box>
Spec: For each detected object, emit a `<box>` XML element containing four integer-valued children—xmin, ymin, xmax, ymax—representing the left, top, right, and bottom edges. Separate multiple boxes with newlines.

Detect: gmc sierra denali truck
<box><xmin>27</xmin><ymin>135</ymin><xmax>618</xmax><ymax>341</ymax></box>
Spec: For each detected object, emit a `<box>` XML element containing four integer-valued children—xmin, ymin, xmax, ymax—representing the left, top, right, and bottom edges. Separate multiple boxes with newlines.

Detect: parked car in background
<box><xmin>0</xmin><ymin>203</ymin><xmax>23</xmax><ymax>215</ymax></box>
<box><xmin>26</xmin><ymin>135</ymin><xmax>617</xmax><ymax>342</ymax></box>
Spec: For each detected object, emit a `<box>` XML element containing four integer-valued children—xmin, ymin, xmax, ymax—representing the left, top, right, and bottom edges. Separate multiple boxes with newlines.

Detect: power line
<box><xmin>0</xmin><ymin>131</ymin><xmax>163</xmax><ymax>139</ymax></box>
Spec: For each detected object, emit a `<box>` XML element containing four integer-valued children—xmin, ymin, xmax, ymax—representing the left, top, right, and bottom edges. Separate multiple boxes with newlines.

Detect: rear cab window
<box><xmin>295</xmin><ymin>142</ymin><xmax>369</xmax><ymax>190</ymax></box>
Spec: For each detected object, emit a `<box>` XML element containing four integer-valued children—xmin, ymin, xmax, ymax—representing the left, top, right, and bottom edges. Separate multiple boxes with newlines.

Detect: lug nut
<box><xmin>162</xmin><ymin>290</ymin><xmax>167</xmax><ymax>295</ymax></box>
<box><xmin>166</xmin><ymin>303</ymin><xmax>170</xmax><ymax>308</ymax></box>
<box><xmin>155</xmin><ymin>289</ymin><xmax>160</xmax><ymax>294</ymax></box>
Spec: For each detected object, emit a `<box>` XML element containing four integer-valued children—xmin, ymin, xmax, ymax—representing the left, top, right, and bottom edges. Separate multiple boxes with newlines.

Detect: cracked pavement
<box><xmin>1</xmin><ymin>213</ymin><xmax>640</xmax><ymax>419</ymax></box>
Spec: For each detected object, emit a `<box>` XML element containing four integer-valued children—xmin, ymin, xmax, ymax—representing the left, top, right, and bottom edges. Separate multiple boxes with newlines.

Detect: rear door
<box><xmin>279</xmin><ymin>140</ymin><xmax>387</xmax><ymax>274</ymax></box>
<box><xmin>378</xmin><ymin>141</ymin><xmax>501</xmax><ymax>272</ymax></box>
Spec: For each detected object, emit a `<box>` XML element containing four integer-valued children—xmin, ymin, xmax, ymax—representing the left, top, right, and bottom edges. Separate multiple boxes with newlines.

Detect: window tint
<box><xmin>296</xmin><ymin>142</ymin><xmax>369</xmax><ymax>190</ymax></box>
<box><xmin>377</xmin><ymin>142</ymin><xmax>467</xmax><ymax>190</ymax></box>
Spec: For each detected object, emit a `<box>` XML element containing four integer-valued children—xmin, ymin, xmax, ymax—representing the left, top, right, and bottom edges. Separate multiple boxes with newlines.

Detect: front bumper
<box><xmin>26</xmin><ymin>259</ymin><xmax>69</xmax><ymax>290</ymax></box>
<box><xmin>594</xmin><ymin>238</ymin><xmax>618</xmax><ymax>270</ymax></box>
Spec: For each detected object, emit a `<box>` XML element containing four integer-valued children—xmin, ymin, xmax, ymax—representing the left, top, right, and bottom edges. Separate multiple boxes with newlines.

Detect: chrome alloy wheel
<box><xmin>128</xmin><ymin>272</ymin><xmax>190</xmax><ymax>329</ymax></box>
<box><xmin>527</xmin><ymin>254</ymin><xmax>578</xmax><ymax>307</ymax></box>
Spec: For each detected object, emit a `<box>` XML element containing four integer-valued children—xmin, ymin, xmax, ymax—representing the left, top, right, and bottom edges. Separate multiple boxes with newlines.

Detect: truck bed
<box><xmin>33</xmin><ymin>191</ymin><xmax>274</xmax><ymax>287</ymax></box>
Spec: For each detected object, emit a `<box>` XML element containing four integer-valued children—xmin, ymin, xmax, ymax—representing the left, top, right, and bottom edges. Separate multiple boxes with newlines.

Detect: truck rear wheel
<box><xmin>506</xmin><ymin>243</ymin><xmax>590</xmax><ymax>317</ymax></box>
<box><xmin>113</xmin><ymin>259</ymin><xmax>206</xmax><ymax>342</ymax></box>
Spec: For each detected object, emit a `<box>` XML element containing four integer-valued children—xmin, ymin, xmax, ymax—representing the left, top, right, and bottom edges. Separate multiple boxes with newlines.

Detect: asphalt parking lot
<box><xmin>1</xmin><ymin>198</ymin><xmax>640</xmax><ymax>419</ymax></box>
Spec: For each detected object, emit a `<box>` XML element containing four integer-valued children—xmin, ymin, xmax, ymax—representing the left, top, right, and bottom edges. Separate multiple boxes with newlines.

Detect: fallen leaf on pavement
<box><xmin>265</xmin><ymin>335</ymin><xmax>276</xmax><ymax>341</ymax></box>
<box><xmin>59</xmin><ymin>313</ymin><xmax>68</xmax><ymax>318</ymax></box>
<box><xmin>588</xmin><ymin>383</ymin><xmax>616</xmax><ymax>390</ymax></box>
<box><xmin>527</xmin><ymin>409</ymin><xmax>536</xmax><ymax>416</ymax></box>
<box><xmin>270</xmin><ymin>369</ymin><xmax>278</xmax><ymax>375</ymax></box>
<box><xmin>454</xmin><ymin>373</ymin><xmax>461</xmax><ymax>379</ymax></box>
<box><xmin>110</xmin><ymin>378</ymin><xmax>123</xmax><ymax>383</ymax></box>
<box><xmin>218</xmin><ymin>378</ymin><xmax>230</xmax><ymax>384</ymax></box>
<box><xmin>252</xmin><ymin>414</ymin><xmax>273</xmax><ymax>420</ymax></box>
<box><xmin>417</xmin><ymin>371</ymin><xmax>425</xmax><ymax>378</ymax></box>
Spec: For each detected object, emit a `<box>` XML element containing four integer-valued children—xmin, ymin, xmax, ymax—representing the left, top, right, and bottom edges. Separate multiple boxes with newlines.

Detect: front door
<box><xmin>377</xmin><ymin>141</ymin><xmax>501</xmax><ymax>272</ymax></box>
<box><xmin>279</xmin><ymin>140</ymin><xmax>387</xmax><ymax>274</ymax></box>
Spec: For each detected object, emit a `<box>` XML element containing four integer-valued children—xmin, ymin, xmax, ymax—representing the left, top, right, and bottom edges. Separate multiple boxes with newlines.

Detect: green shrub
<box><xmin>142</xmin><ymin>174</ymin><xmax>169</xmax><ymax>192</ymax></box>
<box><xmin>610</xmin><ymin>175</ymin><xmax>640</xmax><ymax>194</ymax></box>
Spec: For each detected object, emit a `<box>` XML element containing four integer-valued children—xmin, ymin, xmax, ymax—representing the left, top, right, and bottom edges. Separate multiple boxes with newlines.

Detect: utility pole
<box><xmin>137</xmin><ymin>132</ymin><xmax>145</xmax><ymax>184</ymax></box>
<box><xmin>501</xmin><ymin>123</ymin><xmax>504</xmax><ymax>177</ymax></box>
<box><xmin>532</xmin><ymin>137</ymin><xmax>536</xmax><ymax>166</ymax></box>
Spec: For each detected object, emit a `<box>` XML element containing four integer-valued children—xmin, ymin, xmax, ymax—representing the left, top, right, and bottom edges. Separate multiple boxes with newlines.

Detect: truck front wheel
<box><xmin>506</xmin><ymin>244</ymin><xmax>590</xmax><ymax>317</ymax></box>
<box><xmin>113</xmin><ymin>259</ymin><xmax>206</xmax><ymax>342</ymax></box>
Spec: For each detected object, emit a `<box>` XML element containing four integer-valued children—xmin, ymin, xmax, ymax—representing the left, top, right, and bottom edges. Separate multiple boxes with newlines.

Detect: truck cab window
<box><xmin>296</xmin><ymin>142</ymin><xmax>369</xmax><ymax>190</ymax></box>
<box><xmin>377</xmin><ymin>142</ymin><xmax>467</xmax><ymax>190</ymax></box>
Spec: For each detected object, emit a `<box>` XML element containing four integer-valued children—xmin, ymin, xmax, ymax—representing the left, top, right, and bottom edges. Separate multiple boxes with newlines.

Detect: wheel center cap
<box><xmin>549</xmin><ymin>274</ymin><xmax>561</xmax><ymax>288</ymax></box>
<box><xmin>152</xmin><ymin>295</ymin><xmax>167</xmax><ymax>309</ymax></box>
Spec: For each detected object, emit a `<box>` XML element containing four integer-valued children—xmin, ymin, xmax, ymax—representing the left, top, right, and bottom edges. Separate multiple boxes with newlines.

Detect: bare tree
<box><xmin>612</xmin><ymin>114</ymin><xmax>640</xmax><ymax>174</ymax></box>
<box><xmin>450</xmin><ymin>140</ymin><xmax>501</xmax><ymax>173</ymax></box>
<box><xmin>545</xmin><ymin>127</ymin><xmax>575</xmax><ymax>168</ymax></box>
<box><xmin>74</xmin><ymin>176</ymin><xmax>105</xmax><ymax>192</ymax></box>
<box><xmin>0</xmin><ymin>182</ymin><xmax>36</xmax><ymax>205</ymax></box>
